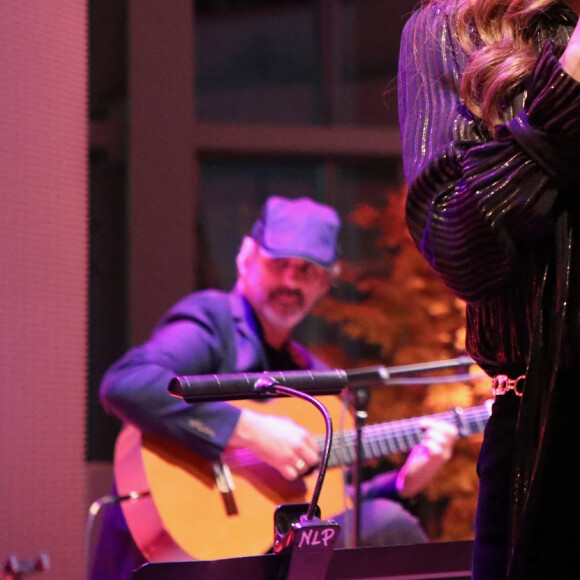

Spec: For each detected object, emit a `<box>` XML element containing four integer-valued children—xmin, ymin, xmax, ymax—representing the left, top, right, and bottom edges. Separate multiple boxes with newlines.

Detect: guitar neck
<box><xmin>319</xmin><ymin>404</ymin><xmax>490</xmax><ymax>468</ymax></box>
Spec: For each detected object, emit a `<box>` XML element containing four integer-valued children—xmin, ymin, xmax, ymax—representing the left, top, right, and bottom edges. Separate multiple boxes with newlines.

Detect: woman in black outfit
<box><xmin>398</xmin><ymin>1</ymin><xmax>580</xmax><ymax>577</ymax></box>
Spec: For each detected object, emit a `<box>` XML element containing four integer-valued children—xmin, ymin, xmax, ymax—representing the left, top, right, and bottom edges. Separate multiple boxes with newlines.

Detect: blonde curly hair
<box><xmin>428</xmin><ymin>0</ymin><xmax>559</xmax><ymax>129</ymax></box>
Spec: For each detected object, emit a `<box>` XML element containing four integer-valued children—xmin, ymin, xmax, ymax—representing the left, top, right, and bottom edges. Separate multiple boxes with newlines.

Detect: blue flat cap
<box><xmin>251</xmin><ymin>196</ymin><xmax>341</xmax><ymax>268</ymax></box>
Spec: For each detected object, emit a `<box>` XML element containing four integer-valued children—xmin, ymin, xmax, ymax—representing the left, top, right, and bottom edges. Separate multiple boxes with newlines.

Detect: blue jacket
<box><xmin>100</xmin><ymin>289</ymin><xmax>325</xmax><ymax>459</ymax></box>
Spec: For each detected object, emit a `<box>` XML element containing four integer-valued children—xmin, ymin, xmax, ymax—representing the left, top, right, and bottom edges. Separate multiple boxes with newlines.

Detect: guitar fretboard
<box><xmin>318</xmin><ymin>404</ymin><xmax>491</xmax><ymax>468</ymax></box>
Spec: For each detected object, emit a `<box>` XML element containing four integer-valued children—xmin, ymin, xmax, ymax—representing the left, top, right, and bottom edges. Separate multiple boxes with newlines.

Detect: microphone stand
<box><xmin>341</xmin><ymin>386</ymin><xmax>370</xmax><ymax>549</ymax></box>
<box><xmin>342</xmin><ymin>356</ymin><xmax>478</xmax><ymax>551</ymax></box>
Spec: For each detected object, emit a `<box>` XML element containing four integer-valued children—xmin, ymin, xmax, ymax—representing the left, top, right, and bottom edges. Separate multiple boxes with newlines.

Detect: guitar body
<box><xmin>115</xmin><ymin>396</ymin><xmax>491</xmax><ymax>562</ymax></box>
<box><xmin>114</xmin><ymin>396</ymin><xmax>351</xmax><ymax>562</ymax></box>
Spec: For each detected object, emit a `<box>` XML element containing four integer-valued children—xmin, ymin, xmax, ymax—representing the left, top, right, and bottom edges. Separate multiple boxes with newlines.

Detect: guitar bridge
<box><xmin>212</xmin><ymin>458</ymin><xmax>238</xmax><ymax>516</ymax></box>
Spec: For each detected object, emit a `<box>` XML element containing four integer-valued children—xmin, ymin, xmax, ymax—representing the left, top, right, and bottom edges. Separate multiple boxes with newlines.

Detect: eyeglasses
<box><xmin>261</xmin><ymin>255</ymin><xmax>327</xmax><ymax>282</ymax></box>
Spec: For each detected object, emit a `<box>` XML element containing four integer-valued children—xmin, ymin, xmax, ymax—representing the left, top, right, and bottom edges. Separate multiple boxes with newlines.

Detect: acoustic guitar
<box><xmin>114</xmin><ymin>396</ymin><xmax>491</xmax><ymax>562</ymax></box>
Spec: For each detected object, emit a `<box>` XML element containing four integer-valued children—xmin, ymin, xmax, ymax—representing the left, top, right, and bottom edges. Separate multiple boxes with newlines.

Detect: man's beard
<box><xmin>268</xmin><ymin>287</ymin><xmax>305</xmax><ymax>308</ymax></box>
<box><xmin>263</xmin><ymin>287</ymin><xmax>306</xmax><ymax>328</ymax></box>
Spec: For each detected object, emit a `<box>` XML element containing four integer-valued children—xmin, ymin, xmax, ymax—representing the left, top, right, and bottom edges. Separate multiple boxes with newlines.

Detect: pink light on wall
<box><xmin>0</xmin><ymin>2</ymin><xmax>88</xmax><ymax>579</ymax></box>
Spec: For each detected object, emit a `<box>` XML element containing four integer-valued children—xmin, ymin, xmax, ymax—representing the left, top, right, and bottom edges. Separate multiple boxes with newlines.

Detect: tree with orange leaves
<box><xmin>311</xmin><ymin>188</ymin><xmax>490</xmax><ymax>541</ymax></box>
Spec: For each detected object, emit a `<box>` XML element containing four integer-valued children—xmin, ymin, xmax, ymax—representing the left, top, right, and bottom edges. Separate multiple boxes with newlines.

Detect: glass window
<box><xmin>333</xmin><ymin>0</ymin><xmax>410</xmax><ymax>126</ymax></box>
<box><xmin>195</xmin><ymin>3</ymin><xmax>321</xmax><ymax>124</ymax></box>
<box><xmin>195</xmin><ymin>0</ymin><xmax>410</xmax><ymax>127</ymax></box>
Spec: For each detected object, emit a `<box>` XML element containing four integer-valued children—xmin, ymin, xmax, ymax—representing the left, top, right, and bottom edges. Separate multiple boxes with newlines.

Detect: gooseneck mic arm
<box><xmin>255</xmin><ymin>377</ymin><xmax>333</xmax><ymax>522</ymax></box>
<box><xmin>252</xmin><ymin>376</ymin><xmax>341</xmax><ymax>580</ymax></box>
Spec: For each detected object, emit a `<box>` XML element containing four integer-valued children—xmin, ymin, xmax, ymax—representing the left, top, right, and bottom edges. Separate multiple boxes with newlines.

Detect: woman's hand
<box><xmin>560</xmin><ymin>15</ymin><xmax>580</xmax><ymax>81</ymax></box>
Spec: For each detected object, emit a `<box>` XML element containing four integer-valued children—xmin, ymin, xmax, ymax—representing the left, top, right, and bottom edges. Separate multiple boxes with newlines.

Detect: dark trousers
<box><xmin>332</xmin><ymin>498</ymin><xmax>428</xmax><ymax>548</ymax></box>
<box><xmin>472</xmin><ymin>392</ymin><xmax>519</xmax><ymax>580</ymax></box>
<box><xmin>473</xmin><ymin>381</ymin><xmax>580</xmax><ymax>580</ymax></box>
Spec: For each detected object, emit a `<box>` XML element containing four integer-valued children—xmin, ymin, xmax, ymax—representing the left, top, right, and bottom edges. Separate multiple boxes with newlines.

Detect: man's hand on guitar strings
<box><xmin>228</xmin><ymin>408</ymin><xmax>320</xmax><ymax>480</ymax></box>
<box><xmin>395</xmin><ymin>418</ymin><xmax>459</xmax><ymax>498</ymax></box>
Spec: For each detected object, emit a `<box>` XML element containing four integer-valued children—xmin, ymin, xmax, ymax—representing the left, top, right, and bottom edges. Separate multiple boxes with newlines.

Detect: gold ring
<box><xmin>295</xmin><ymin>459</ymin><xmax>306</xmax><ymax>472</ymax></box>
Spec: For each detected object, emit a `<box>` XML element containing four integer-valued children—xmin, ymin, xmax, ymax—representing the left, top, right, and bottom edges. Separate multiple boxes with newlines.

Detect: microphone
<box><xmin>168</xmin><ymin>366</ymin><xmax>390</xmax><ymax>402</ymax></box>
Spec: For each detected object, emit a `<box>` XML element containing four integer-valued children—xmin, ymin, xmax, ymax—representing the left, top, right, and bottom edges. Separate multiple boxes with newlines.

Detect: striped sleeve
<box><xmin>398</xmin><ymin>7</ymin><xmax>580</xmax><ymax>304</ymax></box>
